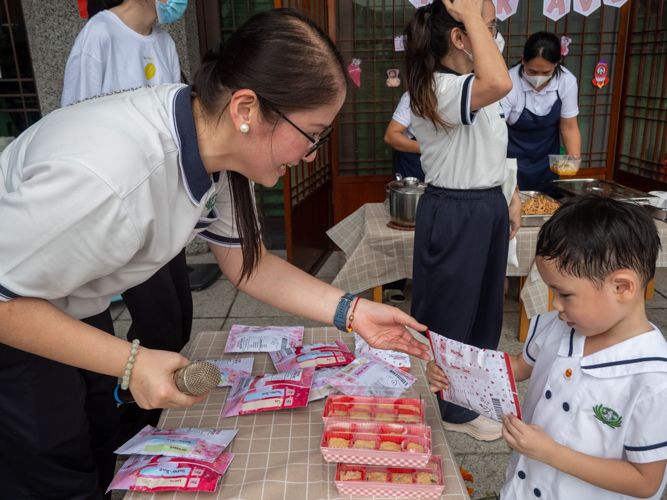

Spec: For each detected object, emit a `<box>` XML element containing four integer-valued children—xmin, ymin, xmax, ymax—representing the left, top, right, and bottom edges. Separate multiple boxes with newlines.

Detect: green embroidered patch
<box><xmin>593</xmin><ymin>404</ymin><xmax>622</xmax><ymax>429</ymax></box>
<box><xmin>205</xmin><ymin>194</ymin><xmax>218</xmax><ymax>210</ymax></box>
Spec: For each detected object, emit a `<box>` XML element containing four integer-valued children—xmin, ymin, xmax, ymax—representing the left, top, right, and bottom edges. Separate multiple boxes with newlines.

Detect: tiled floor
<box><xmin>110</xmin><ymin>250</ymin><xmax>667</xmax><ymax>500</ymax></box>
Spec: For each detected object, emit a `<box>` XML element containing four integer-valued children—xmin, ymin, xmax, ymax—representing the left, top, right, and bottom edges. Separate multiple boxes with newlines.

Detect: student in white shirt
<box><xmin>501</xmin><ymin>31</ymin><xmax>582</xmax><ymax>191</ymax></box>
<box><xmin>0</xmin><ymin>10</ymin><xmax>430</xmax><ymax>499</ymax></box>
<box><xmin>427</xmin><ymin>195</ymin><xmax>667</xmax><ymax>499</ymax></box>
<box><xmin>404</xmin><ymin>0</ymin><xmax>520</xmax><ymax>441</ymax></box>
<box><xmin>62</xmin><ymin>0</ymin><xmax>191</xmax><ymax>447</ymax></box>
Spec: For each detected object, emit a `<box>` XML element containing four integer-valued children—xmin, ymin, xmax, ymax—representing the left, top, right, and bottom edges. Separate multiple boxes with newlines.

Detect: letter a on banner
<box><xmin>602</xmin><ymin>0</ymin><xmax>629</xmax><ymax>7</ymax></box>
<box><xmin>493</xmin><ymin>0</ymin><xmax>519</xmax><ymax>21</ymax></box>
<box><xmin>573</xmin><ymin>0</ymin><xmax>601</xmax><ymax>16</ymax></box>
<box><xmin>544</xmin><ymin>0</ymin><xmax>571</xmax><ymax>21</ymax></box>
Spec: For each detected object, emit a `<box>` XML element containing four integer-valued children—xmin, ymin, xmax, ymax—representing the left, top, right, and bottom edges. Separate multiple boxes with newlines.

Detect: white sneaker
<box><xmin>442</xmin><ymin>415</ymin><xmax>502</xmax><ymax>441</ymax></box>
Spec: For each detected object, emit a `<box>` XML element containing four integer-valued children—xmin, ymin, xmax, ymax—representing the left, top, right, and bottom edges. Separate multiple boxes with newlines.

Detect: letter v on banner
<box><xmin>573</xmin><ymin>0</ymin><xmax>601</xmax><ymax>16</ymax></box>
<box><xmin>544</xmin><ymin>0</ymin><xmax>571</xmax><ymax>21</ymax></box>
<box><xmin>493</xmin><ymin>0</ymin><xmax>519</xmax><ymax>21</ymax></box>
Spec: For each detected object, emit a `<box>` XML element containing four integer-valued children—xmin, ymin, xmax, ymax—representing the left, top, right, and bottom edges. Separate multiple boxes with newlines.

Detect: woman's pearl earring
<box><xmin>240</xmin><ymin>123</ymin><xmax>250</xmax><ymax>133</ymax></box>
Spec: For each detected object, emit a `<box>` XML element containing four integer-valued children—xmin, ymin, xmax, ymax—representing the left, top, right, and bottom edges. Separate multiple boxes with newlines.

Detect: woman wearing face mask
<box><xmin>405</xmin><ymin>0</ymin><xmax>519</xmax><ymax>441</ymax></box>
<box><xmin>502</xmin><ymin>31</ymin><xmax>581</xmax><ymax>191</ymax></box>
<box><xmin>1</xmin><ymin>10</ymin><xmax>430</xmax><ymax>499</ymax></box>
<box><xmin>62</xmin><ymin>0</ymin><xmax>191</xmax><ymax>445</ymax></box>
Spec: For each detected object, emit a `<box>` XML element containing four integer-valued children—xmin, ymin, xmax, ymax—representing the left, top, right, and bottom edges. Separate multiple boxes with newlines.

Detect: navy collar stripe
<box><xmin>173</xmin><ymin>85</ymin><xmax>212</xmax><ymax>205</ymax></box>
<box><xmin>625</xmin><ymin>441</ymin><xmax>667</xmax><ymax>452</ymax></box>
<box><xmin>525</xmin><ymin>314</ymin><xmax>540</xmax><ymax>362</ymax></box>
<box><xmin>568</xmin><ymin>329</ymin><xmax>574</xmax><ymax>357</ymax></box>
<box><xmin>199</xmin><ymin>230</ymin><xmax>241</xmax><ymax>246</ymax></box>
<box><xmin>437</xmin><ymin>64</ymin><xmax>462</xmax><ymax>76</ymax></box>
<box><xmin>0</xmin><ymin>283</ymin><xmax>19</xmax><ymax>300</ymax></box>
<box><xmin>582</xmin><ymin>357</ymin><xmax>667</xmax><ymax>370</ymax></box>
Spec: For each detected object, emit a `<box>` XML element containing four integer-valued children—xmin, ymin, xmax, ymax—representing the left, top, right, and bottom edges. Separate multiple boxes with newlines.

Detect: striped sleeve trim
<box><xmin>0</xmin><ymin>284</ymin><xmax>20</xmax><ymax>300</ymax></box>
<box><xmin>524</xmin><ymin>314</ymin><xmax>541</xmax><ymax>363</ymax></box>
<box><xmin>197</xmin><ymin>230</ymin><xmax>241</xmax><ymax>247</ymax></box>
<box><xmin>461</xmin><ymin>75</ymin><xmax>478</xmax><ymax>125</ymax></box>
<box><xmin>625</xmin><ymin>441</ymin><xmax>667</xmax><ymax>452</ymax></box>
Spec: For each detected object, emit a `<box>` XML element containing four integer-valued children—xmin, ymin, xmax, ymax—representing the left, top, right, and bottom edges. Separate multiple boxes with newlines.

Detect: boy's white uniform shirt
<box><xmin>392</xmin><ymin>91</ymin><xmax>416</xmax><ymax>139</ymax></box>
<box><xmin>410</xmin><ymin>67</ymin><xmax>508</xmax><ymax>189</ymax></box>
<box><xmin>0</xmin><ymin>84</ymin><xmax>246</xmax><ymax>320</ymax></box>
<box><xmin>502</xmin><ymin>310</ymin><xmax>667</xmax><ymax>500</ymax></box>
<box><xmin>62</xmin><ymin>10</ymin><xmax>181</xmax><ymax>107</ymax></box>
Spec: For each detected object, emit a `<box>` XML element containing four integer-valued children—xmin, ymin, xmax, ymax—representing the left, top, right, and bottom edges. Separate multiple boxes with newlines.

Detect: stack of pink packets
<box><xmin>108</xmin><ymin>425</ymin><xmax>237</xmax><ymax>493</ymax></box>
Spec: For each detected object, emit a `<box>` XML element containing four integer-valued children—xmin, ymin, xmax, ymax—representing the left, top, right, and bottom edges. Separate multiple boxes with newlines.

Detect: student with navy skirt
<box><xmin>405</xmin><ymin>0</ymin><xmax>521</xmax><ymax>441</ymax></box>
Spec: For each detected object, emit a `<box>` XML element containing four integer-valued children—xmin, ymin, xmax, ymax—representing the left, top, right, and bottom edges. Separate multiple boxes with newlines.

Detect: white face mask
<box><xmin>495</xmin><ymin>32</ymin><xmax>505</xmax><ymax>54</ymax></box>
<box><xmin>524</xmin><ymin>72</ymin><xmax>553</xmax><ymax>88</ymax></box>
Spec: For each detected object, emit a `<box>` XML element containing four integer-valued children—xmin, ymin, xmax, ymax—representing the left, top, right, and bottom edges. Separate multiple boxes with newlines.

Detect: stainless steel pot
<box><xmin>385</xmin><ymin>174</ymin><xmax>426</xmax><ymax>227</ymax></box>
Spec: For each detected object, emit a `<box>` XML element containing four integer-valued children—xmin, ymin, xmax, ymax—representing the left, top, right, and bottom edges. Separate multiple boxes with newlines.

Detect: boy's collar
<box><xmin>559</xmin><ymin>325</ymin><xmax>667</xmax><ymax>378</ymax></box>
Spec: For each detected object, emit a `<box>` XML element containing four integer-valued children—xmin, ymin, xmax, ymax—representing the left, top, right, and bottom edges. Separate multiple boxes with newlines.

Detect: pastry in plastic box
<box><xmin>193</xmin><ymin>357</ymin><xmax>254</xmax><ymax>387</ymax></box>
<box><xmin>221</xmin><ymin>367</ymin><xmax>314</xmax><ymax>418</ymax></box>
<box><xmin>320</xmin><ymin>426</ymin><xmax>431</xmax><ymax>467</ymax></box>
<box><xmin>335</xmin><ymin>459</ymin><xmax>445</xmax><ymax>499</ymax></box>
<box><xmin>354</xmin><ymin>333</ymin><xmax>411</xmax><ymax>371</ymax></box>
<box><xmin>107</xmin><ymin>453</ymin><xmax>234</xmax><ymax>493</ymax></box>
<box><xmin>322</xmin><ymin>390</ymin><xmax>426</xmax><ymax>425</ymax></box>
<box><xmin>428</xmin><ymin>331</ymin><xmax>521</xmax><ymax>422</ymax></box>
<box><xmin>270</xmin><ymin>340</ymin><xmax>354</xmax><ymax>372</ymax></box>
<box><xmin>224</xmin><ymin>325</ymin><xmax>304</xmax><ymax>353</ymax></box>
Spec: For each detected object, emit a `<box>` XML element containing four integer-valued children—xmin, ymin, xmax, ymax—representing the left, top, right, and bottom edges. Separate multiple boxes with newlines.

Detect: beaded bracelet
<box><xmin>346</xmin><ymin>297</ymin><xmax>361</xmax><ymax>333</ymax></box>
<box><xmin>120</xmin><ymin>339</ymin><xmax>140</xmax><ymax>390</ymax></box>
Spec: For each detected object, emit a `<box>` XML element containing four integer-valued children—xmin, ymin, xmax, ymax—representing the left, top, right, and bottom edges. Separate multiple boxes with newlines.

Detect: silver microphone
<box><xmin>114</xmin><ymin>361</ymin><xmax>220</xmax><ymax>403</ymax></box>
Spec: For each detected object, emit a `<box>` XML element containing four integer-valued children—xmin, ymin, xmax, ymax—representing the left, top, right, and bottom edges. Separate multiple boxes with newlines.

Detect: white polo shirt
<box><xmin>0</xmin><ymin>84</ymin><xmax>245</xmax><ymax>320</ymax></box>
<box><xmin>411</xmin><ymin>67</ymin><xmax>508</xmax><ymax>190</ymax></box>
<box><xmin>501</xmin><ymin>310</ymin><xmax>667</xmax><ymax>500</ymax></box>
<box><xmin>502</xmin><ymin>65</ymin><xmax>579</xmax><ymax>126</ymax></box>
<box><xmin>392</xmin><ymin>92</ymin><xmax>415</xmax><ymax>139</ymax></box>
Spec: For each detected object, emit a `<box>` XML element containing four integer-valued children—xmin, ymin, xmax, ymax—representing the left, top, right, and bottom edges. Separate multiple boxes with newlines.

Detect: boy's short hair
<box><xmin>536</xmin><ymin>194</ymin><xmax>660</xmax><ymax>287</ymax></box>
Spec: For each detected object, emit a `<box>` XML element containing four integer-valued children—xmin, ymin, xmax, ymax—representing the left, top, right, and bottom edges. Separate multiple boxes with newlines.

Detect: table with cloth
<box><xmin>125</xmin><ymin>326</ymin><xmax>471</xmax><ymax>500</ymax></box>
<box><xmin>327</xmin><ymin>203</ymin><xmax>667</xmax><ymax>341</ymax></box>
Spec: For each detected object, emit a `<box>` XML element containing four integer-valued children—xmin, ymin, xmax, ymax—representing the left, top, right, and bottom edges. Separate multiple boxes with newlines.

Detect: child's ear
<box><xmin>610</xmin><ymin>270</ymin><xmax>638</xmax><ymax>302</ymax></box>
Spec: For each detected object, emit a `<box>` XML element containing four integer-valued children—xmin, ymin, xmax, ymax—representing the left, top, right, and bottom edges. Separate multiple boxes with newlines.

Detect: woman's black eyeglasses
<box><xmin>273</xmin><ymin>110</ymin><xmax>334</xmax><ymax>158</ymax></box>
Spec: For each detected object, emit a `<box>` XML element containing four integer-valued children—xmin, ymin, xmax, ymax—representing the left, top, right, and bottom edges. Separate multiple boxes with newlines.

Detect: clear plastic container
<box><xmin>548</xmin><ymin>155</ymin><xmax>582</xmax><ymax>176</ymax></box>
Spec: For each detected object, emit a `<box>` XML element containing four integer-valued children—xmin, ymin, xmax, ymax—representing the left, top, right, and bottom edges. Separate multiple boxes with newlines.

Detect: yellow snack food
<box><xmin>391</xmin><ymin>473</ymin><xmax>413</xmax><ymax>484</ymax></box>
<box><xmin>426</xmin><ymin>461</ymin><xmax>439</xmax><ymax>470</ymax></box>
<box><xmin>340</xmin><ymin>470</ymin><xmax>362</xmax><ymax>481</ymax></box>
<box><xmin>374</xmin><ymin>413</ymin><xmax>395</xmax><ymax>422</ymax></box>
<box><xmin>353</xmin><ymin>439</ymin><xmax>376</xmax><ymax>450</ymax></box>
<box><xmin>328</xmin><ymin>437</ymin><xmax>350</xmax><ymax>448</ymax></box>
<box><xmin>397</xmin><ymin>414</ymin><xmax>420</xmax><ymax>423</ymax></box>
<box><xmin>406</xmin><ymin>442</ymin><xmax>424</xmax><ymax>453</ymax></box>
<box><xmin>521</xmin><ymin>195</ymin><xmax>560</xmax><ymax>216</ymax></box>
<box><xmin>416</xmin><ymin>472</ymin><xmax>439</xmax><ymax>484</ymax></box>
<box><xmin>367</xmin><ymin>472</ymin><xmax>388</xmax><ymax>482</ymax></box>
<box><xmin>349</xmin><ymin>411</ymin><xmax>371</xmax><ymax>421</ymax></box>
<box><xmin>379</xmin><ymin>441</ymin><xmax>401</xmax><ymax>452</ymax></box>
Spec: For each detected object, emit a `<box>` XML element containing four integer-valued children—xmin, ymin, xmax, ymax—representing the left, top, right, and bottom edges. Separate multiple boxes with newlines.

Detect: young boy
<box><xmin>426</xmin><ymin>194</ymin><xmax>667</xmax><ymax>499</ymax></box>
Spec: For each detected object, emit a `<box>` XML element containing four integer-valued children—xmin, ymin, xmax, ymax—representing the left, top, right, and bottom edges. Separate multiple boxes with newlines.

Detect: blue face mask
<box><xmin>156</xmin><ymin>0</ymin><xmax>187</xmax><ymax>24</ymax></box>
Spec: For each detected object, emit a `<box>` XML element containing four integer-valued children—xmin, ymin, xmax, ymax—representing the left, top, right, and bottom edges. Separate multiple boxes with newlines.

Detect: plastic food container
<box><xmin>321</xmin><ymin>423</ymin><xmax>432</xmax><ymax>467</ymax></box>
<box><xmin>322</xmin><ymin>394</ymin><xmax>426</xmax><ymax>425</ymax></box>
<box><xmin>334</xmin><ymin>456</ymin><xmax>444</xmax><ymax>498</ymax></box>
<box><xmin>548</xmin><ymin>155</ymin><xmax>582</xmax><ymax>176</ymax></box>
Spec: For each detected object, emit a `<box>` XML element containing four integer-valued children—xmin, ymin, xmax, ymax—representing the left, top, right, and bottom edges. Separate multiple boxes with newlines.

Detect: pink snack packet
<box><xmin>224</xmin><ymin>325</ymin><xmax>304</xmax><ymax>353</ymax></box>
<box><xmin>107</xmin><ymin>452</ymin><xmax>234</xmax><ymax>493</ymax></box>
<box><xmin>221</xmin><ymin>367</ymin><xmax>315</xmax><ymax>418</ymax></box>
<box><xmin>427</xmin><ymin>330</ymin><xmax>521</xmax><ymax>422</ymax></box>
<box><xmin>194</xmin><ymin>357</ymin><xmax>254</xmax><ymax>387</ymax></box>
<box><xmin>269</xmin><ymin>340</ymin><xmax>355</xmax><ymax>372</ymax></box>
<box><xmin>308</xmin><ymin>366</ymin><xmax>344</xmax><ymax>402</ymax></box>
<box><xmin>326</xmin><ymin>352</ymin><xmax>417</xmax><ymax>396</ymax></box>
<box><xmin>114</xmin><ymin>425</ymin><xmax>237</xmax><ymax>462</ymax></box>
<box><xmin>354</xmin><ymin>333</ymin><xmax>411</xmax><ymax>371</ymax></box>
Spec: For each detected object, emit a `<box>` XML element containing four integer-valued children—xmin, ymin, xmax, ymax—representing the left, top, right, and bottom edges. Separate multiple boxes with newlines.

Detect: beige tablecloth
<box><xmin>327</xmin><ymin>203</ymin><xmax>667</xmax><ymax>319</ymax></box>
<box><xmin>125</xmin><ymin>327</ymin><xmax>470</xmax><ymax>500</ymax></box>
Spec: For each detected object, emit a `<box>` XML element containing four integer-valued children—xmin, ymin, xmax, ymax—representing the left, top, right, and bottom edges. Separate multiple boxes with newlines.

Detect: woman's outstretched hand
<box><xmin>350</xmin><ymin>299</ymin><xmax>431</xmax><ymax>361</ymax></box>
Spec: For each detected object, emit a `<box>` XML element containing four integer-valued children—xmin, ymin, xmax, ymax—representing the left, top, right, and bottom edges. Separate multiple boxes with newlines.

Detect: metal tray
<box><xmin>519</xmin><ymin>191</ymin><xmax>561</xmax><ymax>227</ymax></box>
<box><xmin>550</xmin><ymin>178</ymin><xmax>656</xmax><ymax>201</ymax></box>
<box><xmin>550</xmin><ymin>179</ymin><xmax>667</xmax><ymax>221</ymax></box>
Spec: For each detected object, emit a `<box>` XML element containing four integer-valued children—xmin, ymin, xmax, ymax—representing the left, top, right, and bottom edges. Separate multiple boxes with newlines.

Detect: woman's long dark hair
<box><xmin>404</xmin><ymin>0</ymin><xmax>463</xmax><ymax>130</ymax></box>
<box><xmin>517</xmin><ymin>31</ymin><xmax>563</xmax><ymax>78</ymax></box>
<box><xmin>192</xmin><ymin>8</ymin><xmax>346</xmax><ymax>283</ymax></box>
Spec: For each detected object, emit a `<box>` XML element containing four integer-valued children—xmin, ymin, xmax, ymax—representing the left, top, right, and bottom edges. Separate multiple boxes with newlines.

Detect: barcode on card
<box><xmin>491</xmin><ymin>397</ymin><xmax>503</xmax><ymax>421</ymax></box>
<box><xmin>238</xmin><ymin>377</ymin><xmax>252</xmax><ymax>393</ymax></box>
<box><xmin>282</xmin><ymin>347</ymin><xmax>295</xmax><ymax>356</ymax></box>
<box><xmin>281</xmin><ymin>337</ymin><xmax>290</xmax><ymax>349</ymax></box>
<box><xmin>263</xmin><ymin>370</ymin><xmax>302</xmax><ymax>382</ymax></box>
<box><xmin>388</xmin><ymin>369</ymin><xmax>409</xmax><ymax>386</ymax></box>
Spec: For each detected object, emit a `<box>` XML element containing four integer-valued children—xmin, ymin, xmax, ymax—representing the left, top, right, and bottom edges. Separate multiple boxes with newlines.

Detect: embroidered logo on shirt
<box><xmin>593</xmin><ymin>404</ymin><xmax>622</xmax><ymax>429</ymax></box>
<box><xmin>205</xmin><ymin>194</ymin><xmax>218</xmax><ymax>210</ymax></box>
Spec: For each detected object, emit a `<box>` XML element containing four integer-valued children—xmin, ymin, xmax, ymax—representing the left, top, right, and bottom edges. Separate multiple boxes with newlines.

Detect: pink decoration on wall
<box><xmin>602</xmin><ymin>0</ymin><xmax>629</xmax><ymax>6</ymax></box>
<box><xmin>573</xmin><ymin>0</ymin><xmax>601</xmax><ymax>16</ymax></box>
<box><xmin>347</xmin><ymin>59</ymin><xmax>362</xmax><ymax>88</ymax></box>
<box><xmin>493</xmin><ymin>0</ymin><xmax>519</xmax><ymax>21</ymax></box>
